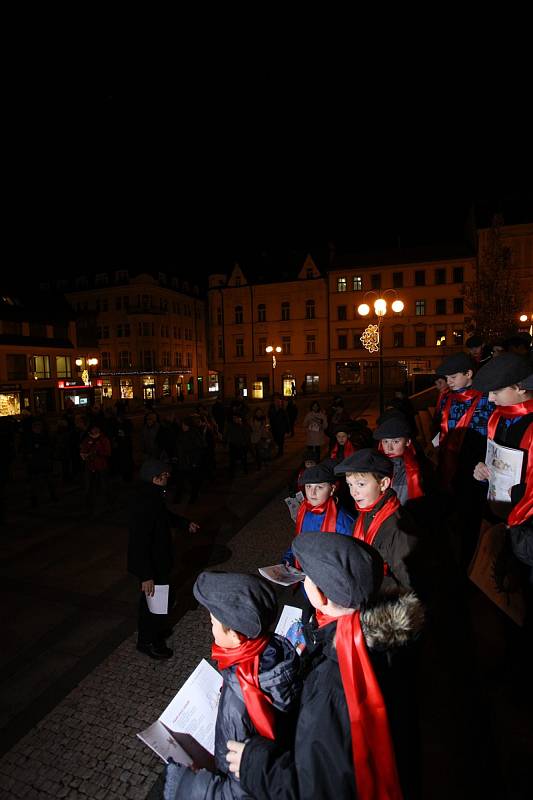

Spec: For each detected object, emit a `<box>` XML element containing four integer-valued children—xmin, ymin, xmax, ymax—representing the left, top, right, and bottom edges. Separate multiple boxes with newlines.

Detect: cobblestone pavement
<box><xmin>0</xmin><ymin>488</ymin><xmax>298</xmax><ymax>799</ymax></box>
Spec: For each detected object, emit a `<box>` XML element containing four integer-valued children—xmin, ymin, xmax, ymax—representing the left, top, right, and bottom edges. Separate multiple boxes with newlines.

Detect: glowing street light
<box><xmin>357</xmin><ymin>303</ymin><xmax>370</xmax><ymax>316</ymax></box>
<box><xmin>265</xmin><ymin>345</ymin><xmax>282</xmax><ymax>394</ymax></box>
<box><xmin>520</xmin><ymin>314</ymin><xmax>528</xmax><ymax>323</ymax></box>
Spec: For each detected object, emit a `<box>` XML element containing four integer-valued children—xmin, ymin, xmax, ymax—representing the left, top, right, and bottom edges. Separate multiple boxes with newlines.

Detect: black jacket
<box><xmin>127</xmin><ymin>482</ymin><xmax>189</xmax><ymax>583</ymax></box>
<box><xmin>164</xmin><ymin>635</ymin><xmax>301</xmax><ymax>800</ymax></box>
<box><xmin>240</xmin><ymin>593</ymin><xmax>424</xmax><ymax>800</ymax></box>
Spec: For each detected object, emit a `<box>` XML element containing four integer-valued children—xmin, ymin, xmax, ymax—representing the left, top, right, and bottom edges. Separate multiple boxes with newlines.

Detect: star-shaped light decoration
<box><xmin>361</xmin><ymin>324</ymin><xmax>380</xmax><ymax>353</ymax></box>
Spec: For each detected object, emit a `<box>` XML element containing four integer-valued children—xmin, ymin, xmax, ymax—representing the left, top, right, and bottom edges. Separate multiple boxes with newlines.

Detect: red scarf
<box><xmin>331</xmin><ymin>439</ymin><xmax>356</xmax><ymax>461</ymax></box>
<box><xmin>439</xmin><ymin>387</ymin><xmax>482</xmax><ymax>484</ymax></box>
<box><xmin>295</xmin><ymin>495</ymin><xmax>338</xmax><ymax>534</ymax></box>
<box><xmin>316</xmin><ymin>612</ymin><xmax>402</xmax><ymax>799</ymax></box>
<box><xmin>353</xmin><ymin>493</ymin><xmax>401</xmax><ymax>547</ymax></box>
<box><xmin>487</xmin><ymin>398</ymin><xmax>533</xmax><ymax>527</ymax></box>
<box><xmin>212</xmin><ymin>635</ymin><xmax>275</xmax><ymax>740</ymax></box>
<box><xmin>378</xmin><ymin>442</ymin><xmax>424</xmax><ymax>500</ymax></box>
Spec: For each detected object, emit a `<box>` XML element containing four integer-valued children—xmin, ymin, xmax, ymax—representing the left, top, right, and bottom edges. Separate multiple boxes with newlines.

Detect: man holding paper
<box><xmin>128</xmin><ymin>458</ymin><xmax>200</xmax><ymax>660</ymax></box>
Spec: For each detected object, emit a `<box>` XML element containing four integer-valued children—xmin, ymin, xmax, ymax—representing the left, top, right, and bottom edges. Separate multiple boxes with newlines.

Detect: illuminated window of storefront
<box><xmin>120</xmin><ymin>379</ymin><xmax>133</xmax><ymax>399</ymax></box>
<box><xmin>0</xmin><ymin>392</ymin><xmax>21</xmax><ymax>416</ymax></box>
<box><xmin>7</xmin><ymin>354</ymin><xmax>27</xmax><ymax>381</ymax></box>
<box><xmin>252</xmin><ymin>381</ymin><xmax>263</xmax><ymax>399</ymax></box>
<box><xmin>56</xmin><ymin>356</ymin><xmax>72</xmax><ymax>378</ymax></box>
<box><xmin>282</xmin><ymin>374</ymin><xmax>295</xmax><ymax>397</ymax></box>
<box><xmin>305</xmin><ymin>374</ymin><xmax>320</xmax><ymax>392</ymax></box>
<box><xmin>162</xmin><ymin>378</ymin><xmax>171</xmax><ymax>396</ymax></box>
<box><xmin>208</xmin><ymin>372</ymin><xmax>219</xmax><ymax>393</ymax></box>
<box><xmin>143</xmin><ymin>376</ymin><xmax>155</xmax><ymax>400</ymax></box>
<box><xmin>102</xmin><ymin>380</ymin><xmax>113</xmax><ymax>399</ymax></box>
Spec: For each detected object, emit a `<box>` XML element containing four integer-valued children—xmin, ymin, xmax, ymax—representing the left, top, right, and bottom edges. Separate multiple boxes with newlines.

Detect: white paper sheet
<box><xmin>146</xmin><ymin>584</ymin><xmax>169</xmax><ymax>615</ymax></box>
<box><xmin>137</xmin><ymin>659</ymin><xmax>222</xmax><ymax>764</ymax></box>
<box><xmin>284</xmin><ymin>491</ymin><xmax>304</xmax><ymax>522</ymax></box>
<box><xmin>259</xmin><ymin>564</ymin><xmax>305</xmax><ymax>586</ymax></box>
<box><xmin>431</xmin><ymin>432</ymin><xmax>440</xmax><ymax>448</ymax></box>
<box><xmin>485</xmin><ymin>439</ymin><xmax>524</xmax><ymax>503</ymax></box>
<box><xmin>275</xmin><ymin>605</ymin><xmax>306</xmax><ymax>651</ymax></box>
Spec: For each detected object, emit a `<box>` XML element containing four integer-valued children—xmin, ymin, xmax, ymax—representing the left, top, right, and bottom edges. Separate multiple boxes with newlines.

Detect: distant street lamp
<box><xmin>265</xmin><ymin>345</ymin><xmax>282</xmax><ymax>395</ymax></box>
<box><xmin>357</xmin><ymin>290</ymin><xmax>404</xmax><ymax>415</ymax></box>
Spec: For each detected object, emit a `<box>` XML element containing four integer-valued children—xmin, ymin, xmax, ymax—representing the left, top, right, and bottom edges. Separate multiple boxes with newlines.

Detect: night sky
<box><xmin>5</xmin><ymin>83</ymin><xmax>532</xmax><ymax>286</ymax></box>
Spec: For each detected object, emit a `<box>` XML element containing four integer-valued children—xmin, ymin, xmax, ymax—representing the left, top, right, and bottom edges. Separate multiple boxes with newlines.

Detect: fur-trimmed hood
<box><xmin>360</xmin><ymin>592</ymin><xmax>424</xmax><ymax>650</ymax></box>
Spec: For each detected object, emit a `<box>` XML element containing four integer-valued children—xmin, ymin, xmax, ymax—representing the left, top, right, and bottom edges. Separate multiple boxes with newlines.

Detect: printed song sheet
<box><xmin>485</xmin><ymin>440</ymin><xmax>524</xmax><ymax>503</ymax></box>
<box><xmin>146</xmin><ymin>584</ymin><xmax>169</xmax><ymax>615</ymax></box>
<box><xmin>275</xmin><ymin>605</ymin><xmax>306</xmax><ymax>652</ymax></box>
<box><xmin>284</xmin><ymin>491</ymin><xmax>304</xmax><ymax>522</ymax></box>
<box><xmin>259</xmin><ymin>564</ymin><xmax>305</xmax><ymax>586</ymax></box>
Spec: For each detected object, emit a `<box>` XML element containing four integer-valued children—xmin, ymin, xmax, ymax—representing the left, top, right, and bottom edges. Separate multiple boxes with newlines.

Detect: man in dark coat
<box><xmin>268</xmin><ymin>395</ymin><xmax>290</xmax><ymax>457</ymax></box>
<box><xmin>127</xmin><ymin>459</ymin><xmax>199</xmax><ymax>659</ymax></box>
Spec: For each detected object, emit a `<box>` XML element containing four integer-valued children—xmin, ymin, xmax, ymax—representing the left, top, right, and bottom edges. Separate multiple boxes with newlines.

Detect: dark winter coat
<box><xmin>127</xmin><ymin>482</ymin><xmax>189</xmax><ymax>583</ymax></box>
<box><xmin>240</xmin><ymin>593</ymin><xmax>424</xmax><ymax>800</ymax></box>
<box><xmin>268</xmin><ymin>406</ymin><xmax>290</xmax><ymax>438</ymax></box>
<box><xmin>164</xmin><ymin>634</ymin><xmax>301</xmax><ymax>800</ymax></box>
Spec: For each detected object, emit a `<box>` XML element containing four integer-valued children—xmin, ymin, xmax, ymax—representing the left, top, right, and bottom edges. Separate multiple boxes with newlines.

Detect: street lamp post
<box><xmin>357</xmin><ymin>291</ymin><xmax>404</xmax><ymax>416</ymax></box>
<box><xmin>265</xmin><ymin>345</ymin><xmax>282</xmax><ymax>396</ymax></box>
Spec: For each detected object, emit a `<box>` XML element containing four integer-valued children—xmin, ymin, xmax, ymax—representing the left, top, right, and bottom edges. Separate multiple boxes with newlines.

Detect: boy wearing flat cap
<box><xmin>333</xmin><ymin>449</ymin><xmax>418</xmax><ymax>591</ymax></box>
<box><xmin>373</xmin><ymin>415</ymin><xmax>424</xmax><ymax>506</ymax></box>
<box><xmin>329</xmin><ymin>423</ymin><xmax>356</xmax><ymax>463</ymax></box>
<box><xmin>473</xmin><ymin>354</ymin><xmax>533</xmax><ymax>582</ymax></box>
<box><xmin>226</xmin><ymin>532</ymin><xmax>424</xmax><ymax>799</ymax></box>
<box><xmin>164</xmin><ymin>572</ymin><xmax>300</xmax><ymax>800</ymax></box>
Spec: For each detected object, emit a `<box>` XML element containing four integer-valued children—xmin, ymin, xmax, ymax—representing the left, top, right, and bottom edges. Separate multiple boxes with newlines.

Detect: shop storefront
<box><xmin>336</xmin><ymin>362</ymin><xmax>361</xmax><ymax>385</ymax></box>
<box><xmin>0</xmin><ymin>384</ymin><xmax>22</xmax><ymax>416</ymax></box>
<box><xmin>142</xmin><ymin>376</ymin><xmax>156</xmax><ymax>401</ymax></box>
<box><xmin>282</xmin><ymin>373</ymin><xmax>296</xmax><ymax>397</ymax></box>
<box><xmin>57</xmin><ymin>379</ymin><xmax>100</xmax><ymax>409</ymax></box>
<box><xmin>120</xmin><ymin>378</ymin><xmax>134</xmax><ymax>399</ymax></box>
<box><xmin>234</xmin><ymin>375</ymin><xmax>247</xmax><ymax>397</ymax></box>
<box><xmin>208</xmin><ymin>371</ymin><xmax>219</xmax><ymax>394</ymax></box>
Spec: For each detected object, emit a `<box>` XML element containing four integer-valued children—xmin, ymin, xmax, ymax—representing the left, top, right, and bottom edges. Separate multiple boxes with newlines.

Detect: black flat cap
<box><xmin>373</xmin><ymin>416</ymin><xmax>412</xmax><ymax>440</ymax></box>
<box><xmin>334</xmin><ymin>448</ymin><xmax>393</xmax><ymax>477</ymax></box>
<box><xmin>331</xmin><ymin>422</ymin><xmax>351</xmax><ymax>435</ymax></box>
<box><xmin>139</xmin><ymin>459</ymin><xmax>170</xmax><ymax>483</ymax></box>
<box><xmin>193</xmin><ymin>572</ymin><xmax>277</xmax><ymax>638</ymax></box>
<box><xmin>437</xmin><ymin>352</ymin><xmax>475</xmax><ymax>376</ymax></box>
<box><xmin>302</xmin><ymin>462</ymin><xmax>336</xmax><ymax>484</ymax></box>
<box><xmin>519</xmin><ymin>373</ymin><xmax>533</xmax><ymax>390</ymax></box>
<box><xmin>292</xmin><ymin>532</ymin><xmax>383</xmax><ymax>608</ymax></box>
<box><xmin>472</xmin><ymin>353</ymin><xmax>531</xmax><ymax>392</ymax></box>
<box><xmin>303</xmin><ymin>448</ymin><xmax>317</xmax><ymax>462</ymax></box>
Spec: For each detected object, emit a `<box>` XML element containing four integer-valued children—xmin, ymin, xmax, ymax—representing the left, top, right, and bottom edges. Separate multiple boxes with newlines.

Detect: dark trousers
<box><xmin>137</xmin><ymin>586</ymin><xmax>174</xmax><ymax>646</ymax></box>
<box><xmin>273</xmin><ymin>433</ymin><xmax>285</xmax><ymax>456</ymax></box>
<box><xmin>229</xmin><ymin>445</ymin><xmax>248</xmax><ymax>476</ymax></box>
<box><xmin>84</xmin><ymin>469</ymin><xmax>110</xmax><ymax>513</ymax></box>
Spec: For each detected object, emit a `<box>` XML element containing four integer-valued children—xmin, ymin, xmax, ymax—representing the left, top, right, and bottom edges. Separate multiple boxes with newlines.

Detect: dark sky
<box><xmin>5</xmin><ymin>79</ymin><xmax>532</xmax><ymax>283</ymax></box>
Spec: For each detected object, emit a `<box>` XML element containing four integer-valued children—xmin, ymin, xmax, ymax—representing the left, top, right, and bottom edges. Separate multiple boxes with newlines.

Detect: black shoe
<box><xmin>136</xmin><ymin>642</ymin><xmax>173</xmax><ymax>659</ymax></box>
<box><xmin>159</xmin><ymin>626</ymin><xmax>174</xmax><ymax>639</ymax></box>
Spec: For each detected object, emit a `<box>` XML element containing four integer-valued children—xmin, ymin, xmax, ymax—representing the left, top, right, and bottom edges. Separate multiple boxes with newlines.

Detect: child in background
<box><xmin>373</xmin><ymin>415</ymin><xmax>424</xmax><ymax>506</ymax></box>
<box><xmin>164</xmin><ymin>572</ymin><xmax>300</xmax><ymax>800</ymax></box>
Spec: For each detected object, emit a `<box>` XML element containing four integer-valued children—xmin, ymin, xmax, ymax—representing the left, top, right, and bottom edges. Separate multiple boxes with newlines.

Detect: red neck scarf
<box><xmin>439</xmin><ymin>387</ymin><xmax>482</xmax><ymax>483</ymax></box>
<box><xmin>487</xmin><ymin>398</ymin><xmax>533</xmax><ymax>527</ymax></box>
<box><xmin>212</xmin><ymin>635</ymin><xmax>275</xmax><ymax>740</ymax></box>
<box><xmin>331</xmin><ymin>439</ymin><xmax>356</xmax><ymax>460</ymax></box>
<box><xmin>353</xmin><ymin>492</ymin><xmax>401</xmax><ymax>547</ymax></box>
<box><xmin>295</xmin><ymin>495</ymin><xmax>338</xmax><ymax>534</ymax></box>
<box><xmin>316</xmin><ymin>612</ymin><xmax>403</xmax><ymax>799</ymax></box>
<box><xmin>378</xmin><ymin>442</ymin><xmax>424</xmax><ymax>500</ymax></box>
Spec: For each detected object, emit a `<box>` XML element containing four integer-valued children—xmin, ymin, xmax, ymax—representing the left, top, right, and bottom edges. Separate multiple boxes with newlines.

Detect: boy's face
<box><xmin>381</xmin><ymin>437</ymin><xmax>409</xmax><ymax>457</ymax></box>
<box><xmin>335</xmin><ymin>432</ymin><xmax>348</xmax><ymax>445</ymax></box>
<box><xmin>346</xmin><ymin>472</ymin><xmax>388</xmax><ymax>508</ymax></box>
<box><xmin>303</xmin><ymin>576</ymin><xmax>324</xmax><ymax>611</ymax></box>
<box><xmin>304</xmin><ymin>459</ymin><xmax>317</xmax><ymax>470</ymax></box>
<box><xmin>210</xmin><ymin>614</ymin><xmax>240</xmax><ymax>648</ymax></box>
<box><xmin>446</xmin><ymin>370</ymin><xmax>473</xmax><ymax>391</ymax></box>
<box><xmin>153</xmin><ymin>471</ymin><xmax>170</xmax><ymax>487</ymax></box>
<box><xmin>305</xmin><ymin>482</ymin><xmax>334</xmax><ymax>507</ymax></box>
<box><xmin>488</xmin><ymin>385</ymin><xmax>528</xmax><ymax>406</ymax></box>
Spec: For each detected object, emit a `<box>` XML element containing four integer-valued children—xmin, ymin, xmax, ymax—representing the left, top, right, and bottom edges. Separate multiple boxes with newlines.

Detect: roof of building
<box><xmin>329</xmin><ymin>243</ymin><xmax>475</xmax><ymax>270</ymax></box>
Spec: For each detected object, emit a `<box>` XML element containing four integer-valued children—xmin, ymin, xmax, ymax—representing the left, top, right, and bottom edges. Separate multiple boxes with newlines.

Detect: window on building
<box><xmin>217</xmin><ymin>336</ymin><xmax>224</xmax><ymax>359</ymax></box>
<box><xmin>257</xmin><ymin>303</ymin><xmax>266</xmax><ymax>322</ymax></box>
<box><xmin>95</xmin><ymin>273</ymin><xmax>109</xmax><ymax>286</ymax></box>
<box><xmin>306</xmin><ymin>299</ymin><xmax>315</xmax><ymax>319</ymax></box>
<box><xmin>282</xmin><ymin>335</ymin><xmax>291</xmax><ymax>354</ymax></box>
<box><xmin>337</xmin><ymin>305</ymin><xmax>347</xmax><ymax>321</ymax></box>
<box><xmin>306</xmin><ymin>267</ymin><xmax>314</xmax><ymax>279</ymax></box>
<box><xmin>101</xmin><ymin>298</ymin><xmax>108</xmax><ymax>312</ymax></box>
<box><xmin>415</xmin><ymin>270</ymin><xmax>426</xmax><ymax>286</ymax></box>
<box><xmin>142</xmin><ymin>350</ymin><xmax>155</xmax><ymax>370</ymax></box>
<box><xmin>353</xmin><ymin>276</ymin><xmax>363</xmax><ymax>291</ymax></box>
<box><xmin>56</xmin><ymin>356</ymin><xmax>72</xmax><ymax>378</ymax></box>
<box><xmin>415</xmin><ymin>331</ymin><xmax>426</xmax><ymax>347</ymax></box>
<box><xmin>371</xmin><ymin>274</ymin><xmax>381</xmax><ymax>290</ymax></box>
<box><xmin>175</xmin><ymin>351</ymin><xmax>183</xmax><ymax>367</ymax></box>
<box><xmin>235</xmin><ymin>338</ymin><xmax>244</xmax><ymax>357</ymax></box>
<box><xmin>453</xmin><ymin>266</ymin><xmax>464</xmax><ymax>283</ymax></box>
<box><xmin>115</xmin><ymin>296</ymin><xmax>122</xmax><ymax>310</ymax></box>
<box><xmin>101</xmin><ymin>352</ymin><xmax>111</xmax><ymax>369</ymax></box>
<box><xmin>31</xmin><ymin>355</ymin><xmax>51</xmax><ymax>379</ymax></box>
<box><xmin>75</xmin><ymin>276</ymin><xmax>88</xmax><ymax>289</ymax></box>
<box><xmin>101</xmin><ymin>325</ymin><xmax>110</xmax><ymax>338</ymax></box>
<box><xmin>338</xmin><ymin>334</ymin><xmax>347</xmax><ymax>350</ymax></box>
<box><xmin>415</xmin><ymin>300</ymin><xmax>426</xmax><ymax>316</ymax></box>
<box><xmin>393</xmin><ymin>272</ymin><xmax>404</xmax><ymax>288</ymax></box>
<box><xmin>235</xmin><ymin>305</ymin><xmax>243</xmax><ymax>324</ymax></box>
<box><xmin>116</xmin><ymin>270</ymin><xmax>129</xmax><ymax>283</ymax></box>
<box><xmin>306</xmin><ymin>335</ymin><xmax>316</xmax><ymax>354</ymax></box>
<box><xmin>2</xmin><ymin>320</ymin><xmax>22</xmax><ymax>335</ymax></box>
<box><xmin>29</xmin><ymin>322</ymin><xmax>47</xmax><ymax>338</ymax></box>
<box><xmin>453</xmin><ymin>298</ymin><xmax>464</xmax><ymax>314</ymax></box>
<box><xmin>281</xmin><ymin>302</ymin><xmax>290</xmax><ymax>321</ymax></box>
<box><xmin>258</xmin><ymin>336</ymin><xmax>267</xmax><ymax>354</ymax></box>
<box><xmin>162</xmin><ymin>351</ymin><xmax>171</xmax><ymax>367</ymax></box>
<box><xmin>435</xmin><ymin>268</ymin><xmax>446</xmax><ymax>284</ymax></box>
<box><xmin>7</xmin><ymin>354</ymin><xmax>27</xmax><ymax>380</ymax></box>
<box><xmin>453</xmin><ymin>329</ymin><xmax>464</xmax><ymax>345</ymax></box>
<box><xmin>118</xmin><ymin>351</ymin><xmax>131</xmax><ymax>369</ymax></box>
<box><xmin>53</xmin><ymin>323</ymin><xmax>68</xmax><ymax>339</ymax></box>
<box><xmin>235</xmin><ymin>277</ymin><xmax>241</xmax><ymax>287</ymax></box>
<box><xmin>337</xmin><ymin>277</ymin><xmax>347</xmax><ymax>292</ymax></box>
<box><xmin>353</xmin><ymin>332</ymin><xmax>364</xmax><ymax>349</ymax></box>
<box><xmin>305</xmin><ymin>374</ymin><xmax>320</xmax><ymax>392</ymax></box>
<box><xmin>393</xmin><ymin>331</ymin><xmax>404</xmax><ymax>347</ymax></box>
<box><xmin>186</xmin><ymin>352</ymin><xmax>192</xmax><ymax>368</ymax></box>
<box><xmin>436</xmin><ymin>299</ymin><xmax>447</xmax><ymax>315</ymax></box>
<box><xmin>436</xmin><ymin>330</ymin><xmax>446</xmax><ymax>346</ymax></box>
<box><xmin>123</xmin><ymin>323</ymin><xmax>130</xmax><ymax>337</ymax></box>
<box><xmin>216</xmin><ymin>306</ymin><xmax>223</xmax><ymax>325</ymax></box>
